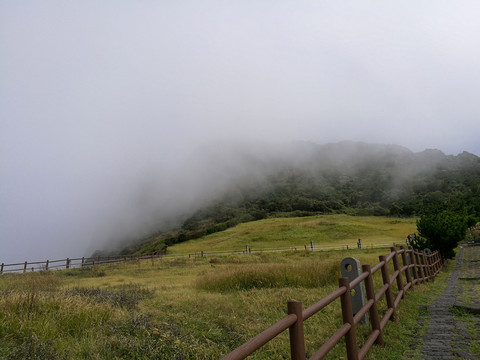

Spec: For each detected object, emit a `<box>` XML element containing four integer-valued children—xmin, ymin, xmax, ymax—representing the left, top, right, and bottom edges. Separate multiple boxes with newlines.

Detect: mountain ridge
<box><xmin>101</xmin><ymin>141</ymin><xmax>480</xmax><ymax>256</ymax></box>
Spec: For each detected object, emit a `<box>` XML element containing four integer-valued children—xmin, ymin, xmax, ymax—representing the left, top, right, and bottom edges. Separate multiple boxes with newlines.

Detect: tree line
<box><xmin>118</xmin><ymin>142</ymin><xmax>480</xmax><ymax>256</ymax></box>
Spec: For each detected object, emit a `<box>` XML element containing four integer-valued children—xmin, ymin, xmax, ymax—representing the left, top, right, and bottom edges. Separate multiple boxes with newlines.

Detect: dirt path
<box><xmin>420</xmin><ymin>245</ymin><xmax>480</xmax><ymax>359</ymax></box>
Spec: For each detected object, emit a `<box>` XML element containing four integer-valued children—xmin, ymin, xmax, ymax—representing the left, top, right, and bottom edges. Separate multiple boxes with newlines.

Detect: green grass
<box><xmin>0</xmin><ymin>215</ymin><xmax>443</xmax><ymax>359</ymax></box>
<box><xmin>451</xmin><ymin>307</ymin><xmax>480</xmax><ymax>358</ymax></box>
<box><xmin>196</xmin><ymin>261</ymin><xmax>339</xmax><ymax>292</ymax></box>
<box><xmin>167</xmin><ymin>215</ymin><xmax>416</xmax><ymax>253</ymax></box>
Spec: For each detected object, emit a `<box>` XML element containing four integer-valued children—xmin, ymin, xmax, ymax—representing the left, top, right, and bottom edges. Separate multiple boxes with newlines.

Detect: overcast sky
<box><xmin>1</xmin><ymin>1</ymin><xmax>480</xmax><ymax>263</ymax></box>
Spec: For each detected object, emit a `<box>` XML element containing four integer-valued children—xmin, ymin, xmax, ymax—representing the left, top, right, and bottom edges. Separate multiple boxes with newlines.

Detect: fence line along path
<box><xmin>0</xmin><ymin>251</ymin><xmax>166</xmax><ymax>274</ymax></box>
<box><xmin>0</xmin><ymin>241</ymin><xmax>397</xmax><ymax>275</ymax></box>
<box><xmin>222</xmin><ymin>246</ymin><xmax>443</xmax><ymax>360</ymax></box>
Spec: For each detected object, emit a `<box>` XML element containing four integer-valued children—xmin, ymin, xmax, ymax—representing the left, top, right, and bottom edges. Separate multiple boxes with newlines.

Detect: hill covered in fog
<box><xmin>112</xmin><ymin>141</ymin><xmax>480</xmax><ymax>255</ymax></box>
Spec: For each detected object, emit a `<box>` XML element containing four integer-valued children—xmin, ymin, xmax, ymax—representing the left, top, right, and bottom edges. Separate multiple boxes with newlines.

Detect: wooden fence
<box><xmin>0</xmin><ymin>251</ymin><xmax>166</xmax><ymax>274</ymax></box>
<box><xmin>221</xmin><ymin>246</ymin><xmax>443</xmax><ymax>360</ymax></box>
<box><xmin>0</xmin><ymin>241</ymin><xmax>398</xmax><ymax>275</ymax></box>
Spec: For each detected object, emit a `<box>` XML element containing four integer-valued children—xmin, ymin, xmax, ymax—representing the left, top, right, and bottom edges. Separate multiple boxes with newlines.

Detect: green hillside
<box><xmin>112</xmin><ymin>141</ymin><xmax>480</xmax><ymax>257</ymax></box>
<box><xmin>0</xmin><ymin>227</ymin><xmax>447</xmax><ymax>359</ymax></box>
<box><xmin>167</xmin><ymin>215</ymin><xmax>416</xmax><ymax>253</ymax></box>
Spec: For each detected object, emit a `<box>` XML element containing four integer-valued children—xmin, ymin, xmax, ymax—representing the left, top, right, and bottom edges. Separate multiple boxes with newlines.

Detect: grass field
<box><xmin>168</xmin><ymin>215</ymin><xmax>416</xmax><ymax>253</ymax></box>
<box><xmin>0</xmin><ymin>215</ymin><xmax>443</xmax><ymax>360</ymax></box>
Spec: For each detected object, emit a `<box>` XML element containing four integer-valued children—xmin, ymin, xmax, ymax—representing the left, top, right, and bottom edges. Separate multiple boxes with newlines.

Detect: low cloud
<box><xmin>1</xmin><ymin>2</ymin><xmax>480</xmax><ymax>262</ymax></box>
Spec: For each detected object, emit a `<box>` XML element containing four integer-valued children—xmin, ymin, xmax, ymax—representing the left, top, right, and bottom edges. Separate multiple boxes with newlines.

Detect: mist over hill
<box><xmin>106</xmin><ymin>141</ymin><xmax>480</xmax><ymax>255</ymax></box>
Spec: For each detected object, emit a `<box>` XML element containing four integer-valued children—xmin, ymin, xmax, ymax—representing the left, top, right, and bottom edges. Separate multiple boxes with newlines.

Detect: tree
<box><xmin>413</xmin><ymin>211</ymin><xmax>475</xmax><ymax>259</ymax></box>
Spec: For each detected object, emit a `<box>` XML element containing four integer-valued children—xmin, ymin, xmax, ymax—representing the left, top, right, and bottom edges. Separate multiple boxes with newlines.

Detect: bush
<box><xmin>413</xmin><ymin>211</ymin><xmax>476</xmax><ymax>259</ymax></box>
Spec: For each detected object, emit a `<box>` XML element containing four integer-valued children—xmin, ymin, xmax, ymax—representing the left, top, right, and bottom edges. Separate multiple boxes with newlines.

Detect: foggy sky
<box><xmin>1</xmin><ymin>1</ymin><xmax>480</xmax><ymax>263</ymax></box>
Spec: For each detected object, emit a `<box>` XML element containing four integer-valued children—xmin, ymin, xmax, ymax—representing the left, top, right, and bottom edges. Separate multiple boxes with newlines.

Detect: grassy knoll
<box><xmin>0</xmin><ymin>244</ymin><xmax>449</xmax><ymax>359</ymax></box>
<box><xmin>167</xmin><ymin>215</ymin><xmax>416</xmax><ymax>253</ymax></box>
<box><xmin>1</xmin><ymin>216</ymin><xmax>443</xmax><ymax>359</ymax></box>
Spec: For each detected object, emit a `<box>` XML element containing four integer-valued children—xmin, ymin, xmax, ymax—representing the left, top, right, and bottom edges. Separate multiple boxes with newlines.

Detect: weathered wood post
<box><xmin>424</xmin><ymin>250</ymin><xmax>434</xmax><ymax>281</ymax></box>
<box><xmin>288</xmin><ymin>301</ymin><xmax>306</xmax><ymax>360</ymax></box>
<box><xmin>339</xmin><ymin>277</ymin><xmax>359</xmax><ymax>360</ymax></box>
<box><xmin>390</xmin><ymin>247</ymin><xmax>405</xmax><ymax>298</ymax></box>
<box><xmin>414</xmin><ymin>251</ymin><xmax>424</xmax><ymax>283</ymax></box>
<box><xmin>379</xmin><ymin>255</ymin><xmax>396</xmax><ymax>321</ymax></box>
<box><xmin>45</xmin><ymin>260</ymin><xmax>49</xmax><ymax>271</ymax></box>
<box><xmin>400</xmin><ymin>246</ymin><xmax>412</xmax><ymax>286</ymax></box>
<box><xmin>409</xmin><ymin>248</ymin><xmax>419</xmax><ymax>284</ymax></box>
<box><xmin>419</xmin><ymin>251</ymin><xmax>429</xmax><ymax>281</ymax></box>
<box><xmin>1</xmin><ymin>263</ymin><xmax>4</xmax><ymax>274</ymax></box>
<box><xmin>23</xmin><ymin>261</ymin><xmax>27</xmax><ymax>273</ymax></box>
<box><xmin>362</xmin><ymin>264</ymin><xmax>384</xmax><ymax>345</ymax></box>
<box><xmin>66</xmin><ymin>258</ymin><xmax>70</xmax><ymax>269</ymax></box>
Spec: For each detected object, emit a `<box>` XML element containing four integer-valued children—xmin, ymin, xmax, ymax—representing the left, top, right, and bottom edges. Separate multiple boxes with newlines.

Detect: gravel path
<box><xmin>420</xmin><ymin>246</ymin><xmax>480</xmax><ymax>360</ymax></box>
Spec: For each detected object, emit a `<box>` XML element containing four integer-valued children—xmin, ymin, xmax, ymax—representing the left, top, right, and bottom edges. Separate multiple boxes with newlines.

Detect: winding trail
<box><xmin>420</xmin><ymin>246</ymin><xmax>480</xmax><ymax>359</ymax></box>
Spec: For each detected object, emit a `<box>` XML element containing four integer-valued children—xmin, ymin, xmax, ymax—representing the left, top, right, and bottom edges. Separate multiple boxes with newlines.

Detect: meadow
<box><xmin>167</xmin><ymin>214</ymin><xmax>416</xmax><ymax>253</ymax></box>
<box><xmin>0</xmin><ymin>215</ymin><xmax>446</xmax><ymax>359</ymax></box>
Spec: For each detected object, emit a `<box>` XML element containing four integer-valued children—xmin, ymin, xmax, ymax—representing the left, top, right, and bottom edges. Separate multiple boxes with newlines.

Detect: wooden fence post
<box><xmin>432</xmin><ymin>252</ymin><xmax>439</xmax><ymax>275</ymax></box>
<box><xmin>81</xmin><ymin>257</ymin><xmax>85</xmax><ymax>267</ymax></box>
<box><xmin>426</xmin><ymin>252</ymin><xmax>433</xmax><ymax>280</ymax></box>
<box><xmin>23</xmin><ymin>261</ymin><xmax>27</xmax><ymax>273</ymax></box>
<box><xmin>409</xmin><ymin>248</ymin><xmax>419</xmax><ymax>284</ymax></box>
<box><xmin>379</xmin><ymin>255</ymin><xmax>396</xmax><ymax>321</ymax></box>
<box><xmin>419</xmin><ymin>250</ymin><xmax>427</xmax><ymax>283</ymax></box>
<box><xmin>1</xmin><ymin>263</ymin><xmax>3</xmax><ymax>275</ymax></box>
<box><xmin>390</xmin><ymin>247</ymin><xmax>405</xmax><ymax>298</ymax></box>
<box><xmin>362</xmin><ymin>264</ymin><xmax>384</xmax><ymax>346</ymax></box>
<box><xmin>66</xmin><ymin>258</ymin><xmax>70</xmax><ymax>269</ymax></box>
<box><xmin>339</xmin><ymin>277</ymin><xmax>359</xmax><ymax>360</ymax></box>
<box><xmin>414</xmin><ymin>251</ymin><xmax>424</xmax><ymax>283</ymax></box>
<box><xmin>423</xmin><ymin>253</ymin><xmax>430</xmax><ymax>280</ymax></box>
<box><xmin>400</xmin><ymin>246</ymin><xmax>413</xmax><ymax>286</ymax></box>
<box><xmin>435</xmin><ymin>251</ymin><xmax>442</xmax><ymax>274</ymax></box>
<box><xmin>426</xmin><ymin>253</ymin><xmax>434</xmax><ymax>281</ymax></box>
<box><xmin>402</xmin><ymin>247</ymin><xmax>415</xmax><ymax>287</ymax></box>
<box><xmin>288</xmin><ymin>301</ymin><xmax>306</xmax><ymax>360</ymax></box>
<box><xmin>434</xmin><ymin>252</ymin><xmax>440</xmax><ymax>275</ymax></box>
<box><xmin>45</xmin><ymin>260</ymin><xmax>49</xmax><ymax>271</ymax></box>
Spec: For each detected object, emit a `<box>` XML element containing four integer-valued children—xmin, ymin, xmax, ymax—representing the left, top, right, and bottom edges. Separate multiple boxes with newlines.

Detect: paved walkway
<box><xmin>420</xmin><ymin>245</ymin><xmax>480</xmax><ymax>360</ymax></box>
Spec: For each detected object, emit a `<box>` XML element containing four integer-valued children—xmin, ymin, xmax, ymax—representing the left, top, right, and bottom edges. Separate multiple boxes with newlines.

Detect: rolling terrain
<box><xmin>0</xmin><ymin>215</ymin><xmax>437</xmax><ymax>359</ymax></box>
<box><xmin>112</xmin><ymin>141</ymin><xmax>480</xmax><ymax>257</ymax></box>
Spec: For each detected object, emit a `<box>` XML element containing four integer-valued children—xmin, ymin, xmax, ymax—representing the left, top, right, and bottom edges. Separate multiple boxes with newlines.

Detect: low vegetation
<box><xmin>167</xmin><ymin>214</ymin><xmax>416</xmax><ymax>253</ymax></box>
<box><xmin>0</xmin><ymin>220</ymin><xmax>453</xmax><ymax>359</ymax></box>
<box><xmin>196</xmin><ymin>261</ymin><xmax>339</xmax><ymax>292</ymax></box>
<box><xmin>117</xmin><ymin>143</ymin><xmax>480</xmax><ymax>256</ymax></box>
<box><xmin>413</xmin><ymin>210</ymin><xmax>477</xmax><ymax>259</ymax></box>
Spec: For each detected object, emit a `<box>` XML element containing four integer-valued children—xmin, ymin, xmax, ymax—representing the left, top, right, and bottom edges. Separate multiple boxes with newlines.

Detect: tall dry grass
<box><xmin>196</xmin><ymin>261</ymin><xmax>339</xmax><ymax>291</ymax></box>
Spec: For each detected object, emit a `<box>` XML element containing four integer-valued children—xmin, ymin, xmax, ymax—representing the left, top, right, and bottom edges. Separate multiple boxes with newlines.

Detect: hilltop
<box><xmin>107</xmin><ymin>141</ymin><xmax>480</xmax><ymax>255</ymax></box>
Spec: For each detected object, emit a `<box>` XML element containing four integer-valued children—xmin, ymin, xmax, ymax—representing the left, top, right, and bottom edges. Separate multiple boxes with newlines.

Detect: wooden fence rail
<box><xmin>0</xmin><ymin>242</ymin><xmax>400</xmax><ymax>275</ymax></box>
<box><xmin>0</xmin><ymin>251</ymin><xmax>166</xmax><ymax>274</ymax></box>
<box><xmin>222</xmin><ymin>246</ymin><xmax>443</xmax><ymax>360</ymax></box>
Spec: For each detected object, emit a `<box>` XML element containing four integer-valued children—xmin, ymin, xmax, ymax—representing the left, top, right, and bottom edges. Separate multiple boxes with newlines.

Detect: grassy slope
<box><xmin>1</xmin><ymin>215</ymin><xmax>443</xmax><ymax>360</ymax></box>
<box><xmin>168</xmin><ymin>215</ymin><xmax>416</xmax><ymax>253</ymax></box>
